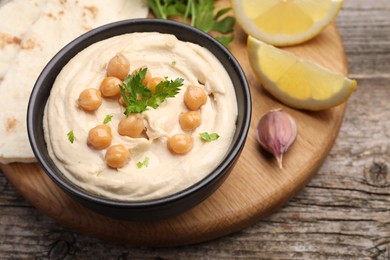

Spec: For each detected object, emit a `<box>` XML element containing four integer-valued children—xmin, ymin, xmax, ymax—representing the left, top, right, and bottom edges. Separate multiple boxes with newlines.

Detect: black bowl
<box><xmin>27</xmin><ymin>19</ymin><xmax>251</xmax><ymax>221</ymax></box>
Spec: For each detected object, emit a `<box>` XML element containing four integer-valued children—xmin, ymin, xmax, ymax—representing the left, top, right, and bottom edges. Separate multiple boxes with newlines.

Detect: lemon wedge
<box><xmin>233</xmin><ymin>0</ymin><xmax>344</xmax><ymax>46</ymax></box>
<box><xmin>247</xmin><ymin>36</ymin><xmax>357</xmax><ymax>111</ymax></box>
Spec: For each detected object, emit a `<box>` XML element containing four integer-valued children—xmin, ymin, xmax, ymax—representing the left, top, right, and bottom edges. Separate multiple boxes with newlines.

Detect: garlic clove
<box><xmin>256</xmin><ymin>108</ymin><xmax>297</xmax><ymax>169</ymax></box>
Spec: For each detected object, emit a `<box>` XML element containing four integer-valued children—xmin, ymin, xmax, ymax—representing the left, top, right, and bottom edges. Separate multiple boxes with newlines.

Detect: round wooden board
<box><xmin>0</xmin><ymin>23</ymin><xmax>349</xmax><ymax>247</ymax></box>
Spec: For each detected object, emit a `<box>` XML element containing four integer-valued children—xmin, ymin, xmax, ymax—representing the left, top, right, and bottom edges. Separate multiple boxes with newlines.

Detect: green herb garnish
<box><xmin>120</xmin><ymin>68</ymin><xmax>183</xmax><ymax>115</ymax></box>
<box><xmin>67</xmin><ymin>130</ymin><xmax>75</xmax><ymax>144</ymax></box>
<box><xmin>200</xmin><ymin>132</ymin><xmax>220</xmax><ymax>142</ymax></box>
<box><xmin>171</xmin><ymin>60</ymin><xmax>177</xmax><ymax>66</ymax></box>
<box><xmin>147</xmin><ymin>0</ymin><xmax>236</xmax><ymax>46</ymax></box>
<box><xmin>103</xmin><ymin>114</ymin><xmax>113</xmax><ymax>124</ymax></box>
<box><xmin>136</xmin><ymin>157</ymin><xmax>150</xmax><ymax>169</ymax></box>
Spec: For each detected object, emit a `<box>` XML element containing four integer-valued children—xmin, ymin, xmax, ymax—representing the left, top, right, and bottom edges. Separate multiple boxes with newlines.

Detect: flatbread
<box><xmin>0</xmin><ymin>0</ymin><xmax>148</xmax><ymax>163</ymax></box>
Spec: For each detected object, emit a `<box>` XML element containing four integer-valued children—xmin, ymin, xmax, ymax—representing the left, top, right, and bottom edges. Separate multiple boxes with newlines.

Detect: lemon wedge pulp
<box><xmin>233</xmin><ymin>0</ymin><xmax>344</xmax><ymax>46</ymax></box>
<box><xmin>247</xmin><ymin>36</ymin><xmax>357</xmax><ymax>111</ymax></box>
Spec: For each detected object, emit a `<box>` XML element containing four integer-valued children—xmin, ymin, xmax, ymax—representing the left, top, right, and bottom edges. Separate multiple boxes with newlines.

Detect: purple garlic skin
<box><xmin>256</xmin><ymin>108</ymin><xmax>298</xmax><ymax>169</ymax></box>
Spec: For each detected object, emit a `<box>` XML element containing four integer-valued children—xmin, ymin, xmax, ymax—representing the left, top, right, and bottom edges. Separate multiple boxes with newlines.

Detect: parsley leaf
<box><xmin>136</xmin><ymin>157</ymin><xmax>150</xmax><ymax>169</ymax></box>
<box><xmin>120</xmin><ymin>68</ymin><xmax>151</xmax><ymax>115</ymax></box>
<box><xmin>67</xmin><ymin>130</ymin><xmax>75</xmax><ymax>144</ymax></box>
<box><xmin>119</xmin><ymin>68</ymin><xmax>183</xmax><ymax>115</ymax></box>
<box><xmin>147</xmin><ymin>0</ymin><xmax>236</xmax><ymax>46</ymax></box>
<box><xmin>147</xmin><ymin>78</ymin><xmax>183</xmax><ymax>109</ymax></box>
<box><xmin>200</xmin><ymin>132</ymin><xmax>219</xmax><ymax>142</ymax></box>
<box><xmin>103</xmin><ymin>115</ymin><xmax>113</xmax><ymax>124</ymax></box>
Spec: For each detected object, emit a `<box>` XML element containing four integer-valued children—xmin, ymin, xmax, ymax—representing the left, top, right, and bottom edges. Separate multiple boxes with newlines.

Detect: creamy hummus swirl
<box><xmin>44</xmin><ymin>32</ymin><xmax>237</xmax><ymax>201</ymax></box>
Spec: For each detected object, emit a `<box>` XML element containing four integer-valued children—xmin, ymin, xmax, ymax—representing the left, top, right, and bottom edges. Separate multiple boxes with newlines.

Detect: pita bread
<box><xmin>0</xmin><ymin>0</ymin><xmax>148</xmax><ymax>163</ymax></box>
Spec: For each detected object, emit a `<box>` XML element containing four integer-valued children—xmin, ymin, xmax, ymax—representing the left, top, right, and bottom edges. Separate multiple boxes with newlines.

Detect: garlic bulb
<box><xmin>256</xmin><ymin>108</ymin><xmax>298</xmax><ymax>169</ymax></box>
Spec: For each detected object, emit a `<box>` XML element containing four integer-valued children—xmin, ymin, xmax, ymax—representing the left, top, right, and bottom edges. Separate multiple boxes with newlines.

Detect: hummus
<box><xmin>44</xmin><ymin>32</ymin><xmax>238</xmax><ymax>201</ymax></box>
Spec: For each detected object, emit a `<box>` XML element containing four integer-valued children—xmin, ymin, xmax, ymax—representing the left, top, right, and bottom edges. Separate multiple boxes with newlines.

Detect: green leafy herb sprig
<box><xmin>67</xmin><ymin>130</ymin><xmax>75</xmax><ymax>144</ymax></box>
<box><xmin>103</xmin><ymin>115</ymin><xmax>113</xmax><ymax>124</ymax></box>
<box><xmin>200</xmin><ymin>132</ymin><xmax>219</xmax><ymax>142</ymax></box>
<box><xmin>119</xmin><ymin>68</ymin><xmax>183</xmax><ymax>115</ymax></box>
<box><xmin>137</xmin><ymin>157</ymin><xmax>150</xmax><ymax>168</ymax></box>
<box><xmin>147</xmin><ymin>0</ymin><xmax>236</xmax><ymax>46</ymax></box>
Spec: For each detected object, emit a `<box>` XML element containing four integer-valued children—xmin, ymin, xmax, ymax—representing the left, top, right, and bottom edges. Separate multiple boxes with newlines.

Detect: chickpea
<box><xmin>146</xmin><ymin>77</ymin><xmax>164</xmax><ymax>94</ymax></box>
<box><xmin>118</xmin><ymin>114</ymin><xmax>145</xmax><ymax>138</ymax></box>
<box><xmin>78</xmin><ymin>88</ymin><xmax>103</xmax><ymax>111</ymax></box>
<box><xmin>118</xmin><ymin>96</ymin><xmax>126</xmax><ymax>107</ymax></box>
<box><xmin>167</xmin><ymin>134</ymin><xmax>194</xmax><ymax>155</ymax></box>
<box><xmin>105</xmin><ymin>144</ymin><xmax>131</xmax><ymax>168</ymax></box>
<box><xmin>179</xmin><ymin>111</ymin><xmax>202</xmax><ymax>131</ymax></box>
<box><xmin>184</xmin><ymin>85</ymin><xmax>207</xmax><ymax>110</ymax></box>
<box><xmin>87</xmin><ymin>124</ymin><xmax>112</xmax><ymax>150</ymax></box>
<box><xmin>131</xmin><ymin>66</ymin><xmax>151</xmax><ymax>86</ymax></box>
<box><xmin>106</xmin><ymin>53</ymin><xmax>130</xmax><ymax>80</ymax></box>
<box><xmin>100</xmin><ymin>76</ymin><xmax>122</xmax><ymax>97</ymax></box>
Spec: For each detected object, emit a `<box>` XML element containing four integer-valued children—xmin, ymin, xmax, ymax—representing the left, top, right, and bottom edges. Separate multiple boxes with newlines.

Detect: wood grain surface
<box><xmin>1</xmin><ymin>0</ymin><xmax>390</xmax><ymax>258</ymax></box>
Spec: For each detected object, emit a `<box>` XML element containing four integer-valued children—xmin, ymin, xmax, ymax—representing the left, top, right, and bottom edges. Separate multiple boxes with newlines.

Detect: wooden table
<box><xmin>1</xmin><ymin>0</ymin><xmax>389</xmax><ymax>258</ymax></box>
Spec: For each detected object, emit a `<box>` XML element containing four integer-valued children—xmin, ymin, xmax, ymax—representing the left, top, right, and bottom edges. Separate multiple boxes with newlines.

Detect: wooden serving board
<box><xmin>0</xmin><ymin>23</ymin><xmax>349</xmax><ymax>247</ymax></box>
